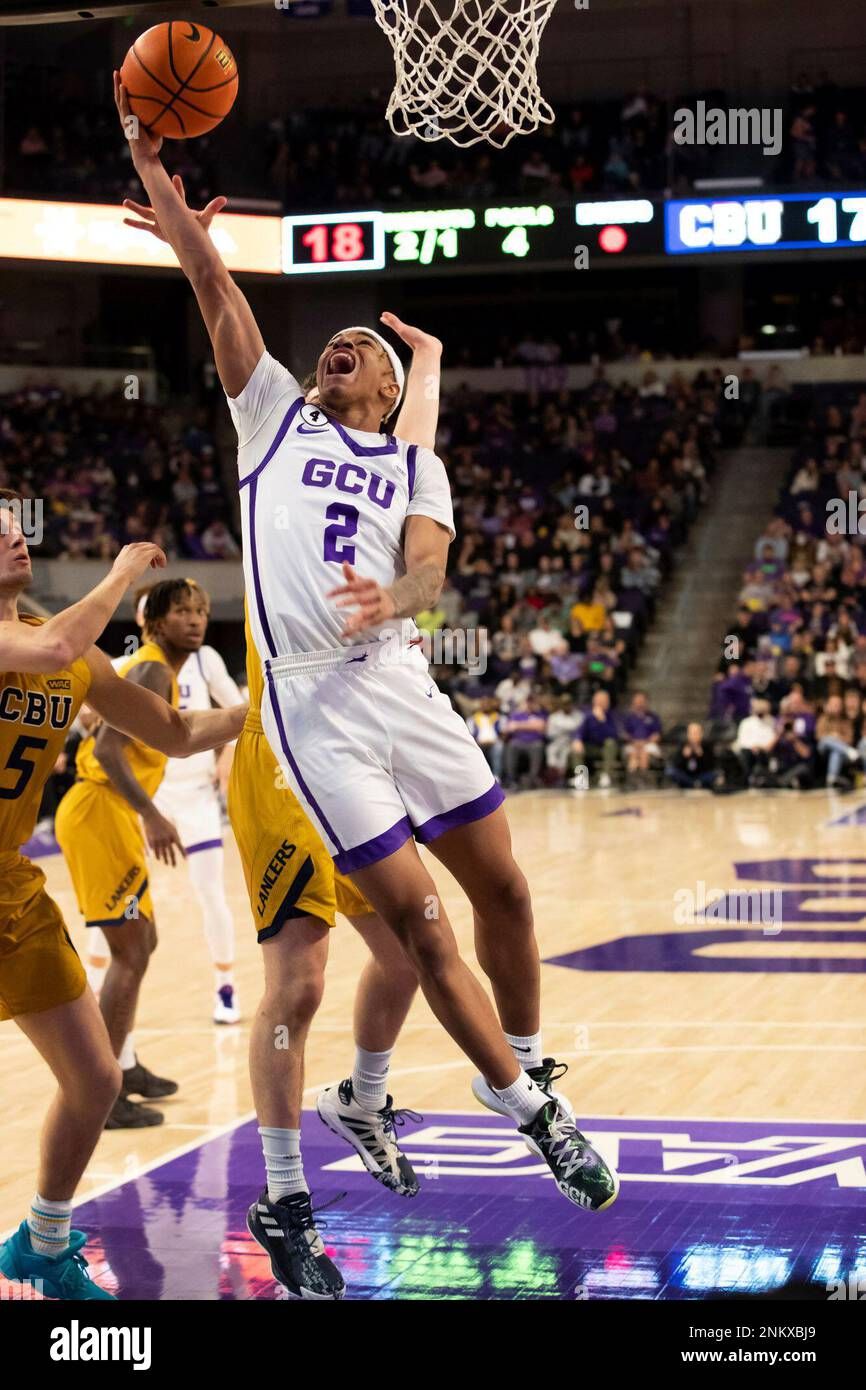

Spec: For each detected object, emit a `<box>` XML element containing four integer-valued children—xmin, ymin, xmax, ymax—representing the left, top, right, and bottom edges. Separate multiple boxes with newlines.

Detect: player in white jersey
<box><xmin>116</xmin><ymin>77</ymin><xmax>618</xmax><ymax>1295</ymax></box>
<box><xmin>89</xmin><ymin>586</ymin><xmax>243</xmax><ymax>1026</ymax></box>
<box><xmin>153</xmin><ymin>606</ymin><xmax>242</xmax><ymax>1024</ymax></box>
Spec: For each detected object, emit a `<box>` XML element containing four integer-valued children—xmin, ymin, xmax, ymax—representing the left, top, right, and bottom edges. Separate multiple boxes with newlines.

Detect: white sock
<box><xmin>215</xmin><ymin>966</ymin><xmax>234</xmax><ymax>993</ymax></box>
<box><xmin>118</xmin><ymin>1034</ymin><xmax>136</xmax><ymax>1071</ymax></box>
<box><xmin>351</xmin><ymin>1045</ymin><xmax>392</xmax><ymax>1110</ymax></box>
<box><xmin>87</xmin><ymin>927</ymin><xmax>110</xmax><ymax>995</ymax></box>
<box><xmin>492</xmin><ymin>1069</ymin><xmax>545</xmax><ymax>1126</ymax></box>
<box><xmin>86</xmin><ymin>958</ymin><xmax>109</xmax><ymax>995</ymax></box>
<box><xmin>259</xmin><ymin>1126</ymin><xmax>307</xmax><ymax>1202</ymax></box>
<box><xmin>186</xmin><ymin>844</ymin><xmax>236</xmax><ymax>967</ymax></box>
<box><xmin>27</xmin><ymin>1194</ymin><xmax>72</xmax><ymax>1258</ymax></box>
<box><xmin>505</xmin><ymin>1030</ymin><xmax>543</xmax><ymax>1071</ymax></box>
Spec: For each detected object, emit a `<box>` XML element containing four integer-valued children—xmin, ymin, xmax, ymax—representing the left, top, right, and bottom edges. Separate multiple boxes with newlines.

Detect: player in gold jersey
<box><xmin>56</xmin><ymin>578</ymin><xmax>215</xmax><ymax>1130</ymax></box>
<box><xmin>0</xmin><ymin>492</ymin><xmax>245</xmax><ymax>1299</ymax></box>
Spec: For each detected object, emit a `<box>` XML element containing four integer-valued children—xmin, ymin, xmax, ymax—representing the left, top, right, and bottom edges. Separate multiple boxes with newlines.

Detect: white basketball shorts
<box><xmin>259</xmin><ymin>639</ymin><xmax>505</xmax><ymax>874</ymax></box>
<box><xmin>153</xmin><ymin>778</ymin><xmax>223</xmax><ymax>858</ymax></box>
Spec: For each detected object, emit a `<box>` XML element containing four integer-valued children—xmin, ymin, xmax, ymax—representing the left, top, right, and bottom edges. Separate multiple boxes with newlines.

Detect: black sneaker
<box><xmin>246</xmin><ymin>1190</ymin><xmax>346</xmax><ymax>1300</ymax></box>
<box><xmin>122</xmin><ymin>1059</ymin><xmax>178</xmax><ymax>1100</ymax></box>
<box><xmin>104</xmin><ymin>1096</ymin><xmax>164</xmax><ymax>1130</ymax></box>
<box><xmin>317</xmin><ymin>1079</ymin><xmax>420</xmax><ymax>1197</ymax></box>
<box><xmin>520</xmin><ymin>1101</ymin><xmax>619</xmax><ymax>1212</ymax></box>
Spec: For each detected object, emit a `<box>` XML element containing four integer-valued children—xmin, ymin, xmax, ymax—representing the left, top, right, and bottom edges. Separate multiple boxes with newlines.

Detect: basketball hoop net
<box><xmin>371</xmin><ymin>0</ymin><xmax>558</xmax><ymax>148</ymax></box>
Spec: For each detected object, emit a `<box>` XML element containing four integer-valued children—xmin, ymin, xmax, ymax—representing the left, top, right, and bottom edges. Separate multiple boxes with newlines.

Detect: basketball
<box><xmin>119</xmin><ymin>21</ymin><xmax>238</xmax><ymax>140</ymax></box>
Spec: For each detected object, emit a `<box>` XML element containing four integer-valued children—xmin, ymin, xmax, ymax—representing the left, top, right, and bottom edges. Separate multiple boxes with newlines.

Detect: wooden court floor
<box><xmin>2</xmin><ymin>787</ymin><xmax>865</xmax><ymax>1233</ymax></box>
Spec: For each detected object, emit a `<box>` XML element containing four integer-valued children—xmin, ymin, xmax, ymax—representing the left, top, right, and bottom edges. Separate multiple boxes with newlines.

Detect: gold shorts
<box><xmin>55</xmin><ymin>780</ymin><xmax>154</xmax><ymax>927</ymax></box>
<box><xmin>0</xmin><ymin>852</ymin><xmax>86</xmax><ymax>1020</ymax></box>
<box><xmin>227</xmin><ymin>715</ymin><xmax>371</xmax><ymax>941</ymax></box>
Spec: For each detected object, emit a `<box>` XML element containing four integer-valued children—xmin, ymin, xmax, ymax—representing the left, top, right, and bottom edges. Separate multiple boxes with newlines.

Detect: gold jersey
<box><xmin>0</xmin><ymin>615</ymin><xmax>91</xmax><ymax>853</ymax></box>
<box><xmin>75</xmin><ymin>639</ymin><xmax>178</xmax><ymax>799</ymax></box>
<box><xmin>243</xmin><ymin>602</ymin><xmax>264</xmax><ymax>722</ymax></box>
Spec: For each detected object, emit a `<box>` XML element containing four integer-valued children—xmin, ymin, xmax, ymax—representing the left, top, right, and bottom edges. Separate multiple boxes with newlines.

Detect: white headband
<box><xmin>339</xmin><ymin>326</ymin><xmax>405</xmax><ymax>419</ymax></box>
<box><xmin>135</xmin><ymin>593</ymin><xmax>149</xmax><ymax>627</ymax></box>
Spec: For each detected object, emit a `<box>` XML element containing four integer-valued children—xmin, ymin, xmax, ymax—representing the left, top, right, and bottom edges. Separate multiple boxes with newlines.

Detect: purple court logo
<box><xmin>551</xmin><ymin>858</ymin><xmax>866</xmax><ymax>973</ymax></box>
<box><xmin>320</xmin><ymin>1116</ymin><xmax>866</xmax><ymax>1192</ymax></box>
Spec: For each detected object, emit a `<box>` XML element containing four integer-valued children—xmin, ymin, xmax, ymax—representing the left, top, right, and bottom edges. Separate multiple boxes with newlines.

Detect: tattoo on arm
<box><xmin>388</xmin><ymin>561</ymin><xmax>445</xmax><ymax>619</ymax></box>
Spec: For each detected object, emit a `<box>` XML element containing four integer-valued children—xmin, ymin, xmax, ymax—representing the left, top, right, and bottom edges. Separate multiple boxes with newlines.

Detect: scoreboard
<box><xmin>281</xmin><ymin>199</ymin><xmax>663</xmax><ymax>275</ymax></box>
<box><xmin>665</xmin><ymin>191</ymin><xmax>866</xmax><ymax>255</ymax></box>
<box><xmin>281</xmin><ymin>190</ymin><xmax>866</xmax><ymax>275</ymax></box>
<box><xmin>4</xmin><ymin>189</ymin><xmax>865</xmax><ymax>276</ymax></box>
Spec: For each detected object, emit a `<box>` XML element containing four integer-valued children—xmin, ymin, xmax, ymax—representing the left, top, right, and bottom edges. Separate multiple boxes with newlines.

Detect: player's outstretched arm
<box><xmin>382</xmin><ymin>312</ymin><xmax>442</xmax><ymax>451</ymax></box>
<box><xmin>0</xmin><ymin>542</ymin><xmax>164</xmax><ymax>673</ymax></box>
<box><xmin>85</xmin><ymin>647</ymin><xmax>246</xmax><ymax>760</ymax></box>
<box><xmin>114</xmin><ymin>72</ymin><xmax>263</xmax><ymax>397</ymax></box>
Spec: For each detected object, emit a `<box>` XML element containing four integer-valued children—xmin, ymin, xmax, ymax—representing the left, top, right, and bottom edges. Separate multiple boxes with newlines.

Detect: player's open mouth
<box><xmin>325</xmin><ymin>348</ymin><xmax>357</xmax><ymax>377</ymax></box>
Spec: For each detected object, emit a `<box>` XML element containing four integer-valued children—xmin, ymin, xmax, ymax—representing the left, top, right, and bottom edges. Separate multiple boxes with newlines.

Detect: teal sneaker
<box><xmin>0</xmin><ymin>1221</ymin><xmax>116</xmax><ymax>1300</ymax></box>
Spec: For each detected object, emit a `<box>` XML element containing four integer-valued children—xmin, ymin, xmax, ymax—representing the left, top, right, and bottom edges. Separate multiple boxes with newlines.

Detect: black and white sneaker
<box><xmin>246</xmin><ymin>1190</ymin><xmax>345</xmax><ymax>1300</ymax></box>
<box><xmin>317</xmin><ymin>1079</ymin><xmax>420</xmax><ymax>1197</ymax></box>
<box><xmin>520</xmin><ymin>1100</ymin><xmax>619</xmax><ymax>1212</ymax></box>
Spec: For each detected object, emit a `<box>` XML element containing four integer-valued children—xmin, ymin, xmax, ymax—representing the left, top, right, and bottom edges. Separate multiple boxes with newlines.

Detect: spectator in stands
<box><xmin>200</xmin><ymin>518</ymin><xmax>241</xmax><ymax>559</ymax></box>
<box><xmin>546</xmin><ymin>694</ymin><xmax>584</xmax><ymax>787</ymax></box>
<box><xmin>733</xmin><ymin>697</ymin><xmax>778</xmax><ymax>786</ymax></box>
<box><xmin>528</xmin><ymin>615</ymin><xmax>562</xmax><ymax>658</ymax></box>
<box><xmin>667</xmin><ymin>723</ymin><xmax>719</xmax><ymax>790</ymax></box>
<box><xmin>570</xmin><ymin>586</ymin><xmax>608</xmax><ymax>638</ymax></box>
<box><xmin>180</xmin><ymin>519</ymin><xmax>210</xmax><ymax>559</ymax></box>
<box><xmin>582</xmin><ymin>689</ymin><xmax>620</xmax><ymax>788</ymax></box>
<box><xmin>816</xmin><ymin>693</ymin><xmax>859</xmax><ymax>788</ymax></box>
<box><xmin>620</xmin><ymin>546</ymin><xmax>660</xmax><ymax>595</ymax></box>
<box><xmin>467</xmin><ymin>697</ymin><xmax>505</xmax><ymax>780</ymax></box>
<box><xmin>622</xmin><ymin>689</ymin><xmax>663</xmax><ymax>782</ymax></box>
<box><xmin>771</xmin><ymin>711</ymin><xmax>816</xmax><ymax>789</ymax></box>
<box><xmin>790</xmin><ymin>105</ymin><xmax>818</xmax><ymax>180</ymax></box>
<box><xmin>502</xmin><ymin>696</ymin><xmax>548</xmax><ymax>790</ymax></box>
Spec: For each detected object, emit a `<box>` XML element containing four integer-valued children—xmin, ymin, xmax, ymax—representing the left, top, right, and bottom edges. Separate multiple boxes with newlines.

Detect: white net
<box><xmin>371</xmin><ymin>0</ymin><xmax>558</xmax><ymax>149</ymax></box>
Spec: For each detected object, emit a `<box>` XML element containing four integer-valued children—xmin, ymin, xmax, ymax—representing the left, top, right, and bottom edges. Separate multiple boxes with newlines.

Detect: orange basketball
<box><xmin>120</xmin><ymin>21</ymin><xmax>238</xmax><ymax>140</ymax></box>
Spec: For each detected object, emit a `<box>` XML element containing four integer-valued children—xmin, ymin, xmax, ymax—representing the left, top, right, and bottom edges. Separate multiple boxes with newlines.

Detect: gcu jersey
<box><xmin>229</xmin><ymin>351</ymin><xmax>455</xmax><ymax>661</ymax></box>
<box><xmin>161</xmin><ymin>645</ymin><xmax>242</xmax><ymax>790</ymax></box>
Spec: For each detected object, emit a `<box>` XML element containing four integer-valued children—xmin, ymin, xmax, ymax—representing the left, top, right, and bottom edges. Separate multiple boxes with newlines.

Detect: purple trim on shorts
<box><xmin>265</xmin><ymin>668</ymin><xmax>344</xmax><ymax>853</ymax></box>
<box><xmin>184</xmin><ymin>837</ymin><xmax>222</xmax><ymax>856</ymax></box>
<box><xmin>330</xmin><ymin>417</ymin><xmax>399</xmax><ymax>459</ymax></box>
<box><xmin>333</xmin><ymin>815</ymin><xmax>413</xmax><ymax>874</ymax></box>
<box><xmin>406</xmin><ymin>443</ymin><xmax>417</xmax><ymax>500</ymax></box>
<box><xmin>414</xmin><ymin>782</ymin><xmax>506</xmax><ymax>844</ymax></box>
<box><xmin>237</xmin><ymin>397</ymin><xmax>303</xmax><ymax>490</ymax></box>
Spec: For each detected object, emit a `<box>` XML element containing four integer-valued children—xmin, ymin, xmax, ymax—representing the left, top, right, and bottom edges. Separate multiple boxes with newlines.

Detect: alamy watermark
<box><xmin>673</xmin><ymin>102</ymin><xmax>782</xmax><ymax>158</ymax></box>
<box><xmin>0</xmin><ymin>497</ymin><xmax>44</xmax><ymax>546</ymax></box>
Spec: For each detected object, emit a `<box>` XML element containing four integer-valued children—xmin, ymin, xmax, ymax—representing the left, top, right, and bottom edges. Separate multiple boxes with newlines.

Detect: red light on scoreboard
<box><xmin>282</xmin><ymin>211</ymin><xmax>385</xmax><ymax>274</ymax></box>
<box><xmin>599</xmin><ymin>225</ymin><xmax>628</xmax><ymax>254</ymax></box>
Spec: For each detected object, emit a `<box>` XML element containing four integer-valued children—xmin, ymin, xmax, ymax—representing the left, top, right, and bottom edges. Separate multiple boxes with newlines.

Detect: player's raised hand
<box><xmin>110</xmin><ymin>542</ymin><xmax>167</xmax><ymax>585</ymax></box>
<box><xmin>327</xmin><ymin>561</ymin><xmax>397</xmax><ymax>638</ymax></box>
<box><xmin>380</xmin><ymin>312</ymin><xmax>443</xmax><ymax>358</ymax></box>
<box><xmin>114</xmin><ymin>70</ymin><xmax>162</xmax><ymax>162</ymax></box>
<box><xmin>142</xmin><ymin>806</ymin><xmax>185</xmax><ymax>867</ymax></box>
<box><xmin>122</xmin><ymin>175</ymin><xmax>227</xmax><ymax>244</ymax></box>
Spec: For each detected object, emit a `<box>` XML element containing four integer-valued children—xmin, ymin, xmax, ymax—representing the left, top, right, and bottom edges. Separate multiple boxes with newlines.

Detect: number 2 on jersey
<box><xmin>324</xmin><ymin>502</ymin><xmax>359</xmax><ymax>564</ymax></box>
